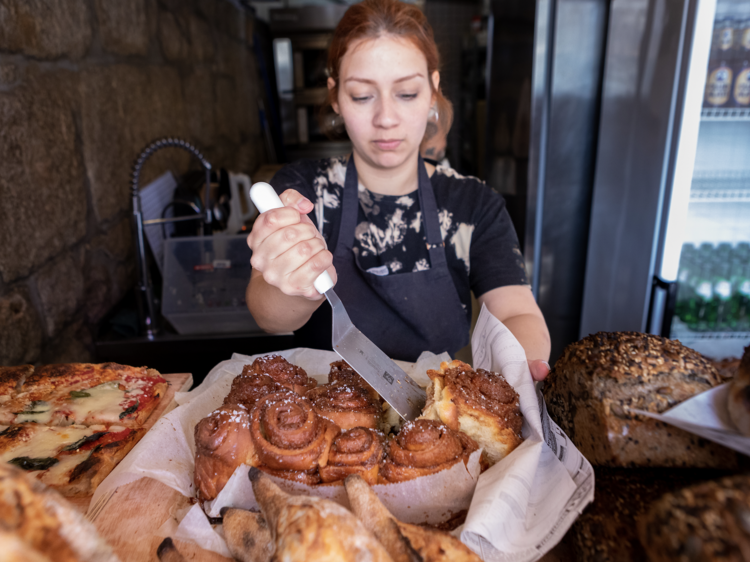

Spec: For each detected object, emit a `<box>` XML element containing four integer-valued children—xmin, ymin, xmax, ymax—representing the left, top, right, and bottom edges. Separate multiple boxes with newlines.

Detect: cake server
<box><xmin>250</xmin><ymin>182</ymin><xmax>426</xmax><ymax>421</ymax></box>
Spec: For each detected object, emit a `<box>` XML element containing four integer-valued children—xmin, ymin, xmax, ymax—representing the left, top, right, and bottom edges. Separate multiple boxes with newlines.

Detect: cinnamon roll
<box><xmin>250</xmin><ymin>391</ymin><xmax>339</xmax><ymax>484</ymax></box>
<box><xmin>245</xmin><ymin>354</ymin><xmax>317</xmax><ymax>394</ymax></box>
<box><xmin>421</xmin><ymin>360</ymin><xmax>523</xmax><ymax>465</ymax></box>
<box><xmin>306</xmin><ymin>382</ymin><xmax>381</xmax><ymax>430</ymax></box>
<box><xmin>328</xmin><ymin>361</ymin><xmax>379</xmax><ymax>401</ymax></box>
<box><xmin>381</xmin><ymin>419</ymin><xmax>478</xmax><ymax>483</ymax></box>
<box><xmin>224</xmin><ymin>372</ymin><xmax>283</xmax><ymax>409</ymax></box>
<box><xmin>194</xmin><ymin>404</ymin><xmax>254</xmax><ymax>501</ymax></box>
<box><xmin>319</xmin><ymin>427</ymin><xmax>385</xmax><ymax>485</ymax></box>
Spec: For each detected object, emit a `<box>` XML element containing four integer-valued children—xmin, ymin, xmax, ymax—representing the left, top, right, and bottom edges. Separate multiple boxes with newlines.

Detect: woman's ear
<box><xmin>327</xmin><ymin>77</ymin><xmax>340</xmax><ymax>114</ymax></box>
<box><xmin>431</xmin><ymin>71</ymin><xmax>440</xmax><ymax>100</ymax></box>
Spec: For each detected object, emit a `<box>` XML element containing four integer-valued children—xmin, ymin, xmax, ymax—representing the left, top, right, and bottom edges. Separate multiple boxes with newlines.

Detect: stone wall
<box><xmin>0</xmin><ymin>0</ymin><xmax>266</xmax><ymax>366</ymax></box>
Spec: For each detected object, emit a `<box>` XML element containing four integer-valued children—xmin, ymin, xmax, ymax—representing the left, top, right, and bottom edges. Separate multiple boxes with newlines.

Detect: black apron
<box><xmin>294</xmin><ymin>156</ymin><xmax>470</xmax><ymax>361</ymax></box>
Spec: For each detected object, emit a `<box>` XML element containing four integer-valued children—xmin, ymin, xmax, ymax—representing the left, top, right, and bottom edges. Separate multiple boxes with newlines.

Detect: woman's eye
<box><xmin>399</xmin><ymin>93</ymin><xmax>418</xmax><ymax>100</ymax></box>
<box><xmin>351</xmin><ymin>95</ymin><xmax>371</xmax><ymax>102</ymax></box>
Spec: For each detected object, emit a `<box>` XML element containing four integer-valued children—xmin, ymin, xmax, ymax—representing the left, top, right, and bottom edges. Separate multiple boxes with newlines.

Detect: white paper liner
<box><xmin>90</xmin><ymin>306</ymin><xmax>594</xmax><ymax>562</ymax></box>
<box><xmin>205</xmin><ymin>449</ymin><xmax>482</xmax><ymax>524</ymax></box>
<box><xmin>632</xmin><ymin>382</ymin><xmax>750</xmax><ymax>455</ymax></box>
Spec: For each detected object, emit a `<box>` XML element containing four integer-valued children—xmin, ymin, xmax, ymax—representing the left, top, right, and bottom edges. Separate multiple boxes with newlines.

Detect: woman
<box><xmin>246</xmin><ymin>0</ymin><xmax>550</xmax><ymax>380</ymax></box>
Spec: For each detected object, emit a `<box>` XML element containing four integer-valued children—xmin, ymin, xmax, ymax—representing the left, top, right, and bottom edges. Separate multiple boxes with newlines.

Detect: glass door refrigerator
<box><xmin>578</xmin><ymin>0</ymin><xmax>750</xmax><ymax>360</ymax></box>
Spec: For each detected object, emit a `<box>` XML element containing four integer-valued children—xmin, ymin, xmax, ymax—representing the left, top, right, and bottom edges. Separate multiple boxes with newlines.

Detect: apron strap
<box><xmin>335</xmin><ymin>155</ymin><xmax>447</xmax><ymax>269</ymax></box>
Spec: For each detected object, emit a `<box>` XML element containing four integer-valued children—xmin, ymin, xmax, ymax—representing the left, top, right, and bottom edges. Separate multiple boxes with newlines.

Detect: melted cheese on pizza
<box><xmin>0</xmin><ymin>426</ymin><xmax>92</xmax><ymax>462</ymax></box>
<box><xmin>15</xmin><ymin>401</ymin><xmax>53</xmax><ymax>424</ymax></box>
<box><xmin>39</xmin><ymin>450</ymin><xmax>91</xmax><ymax>484</ymax></box>
<box><xmin>66</xmin><ymin>381</ymin><xmax>127</xmax><ymax>424</ymax></box>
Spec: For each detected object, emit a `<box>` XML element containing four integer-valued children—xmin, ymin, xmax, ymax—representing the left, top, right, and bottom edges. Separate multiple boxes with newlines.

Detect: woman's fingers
<box><xmin>280</xmin><ymin>189</ymin><xmax>314</xmax><ymax>214</ymax></box>
<box><xmin>246</xmin><ymin>188</ymin><xmax>332</xmax><ymax>299</ymax></box>
<box><xmin>528</xmin><ymin>359</ymin><xmax>551</xmax><ymax>382</ymax></box>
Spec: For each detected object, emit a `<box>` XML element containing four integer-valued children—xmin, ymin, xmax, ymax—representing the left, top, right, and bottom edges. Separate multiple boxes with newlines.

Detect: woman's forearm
<box><xmin>501</xmin><ymin>313</ymin><xmax>551</xmax><ymax>363</ymax></box>
<box><xmin>246</xmin><ymin>270</ymin><xmax>325</xmax><ymax>333</ymax></box>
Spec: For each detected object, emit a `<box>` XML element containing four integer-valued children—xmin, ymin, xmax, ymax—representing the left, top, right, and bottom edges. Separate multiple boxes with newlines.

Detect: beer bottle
<box><xmin>694</xmin><ymin>244</ymin><xmax>716</xmax><ymax>331</ymax></box>
<box><xmin>733</xmin><ymin>17</ymin><xmax>750</xmax><ymax>107</ymax></box>
<box><xmin>706</xmin><ymin>15</ymin><xmax>736</xmax><ymax>107</ymax></box>
<box><xmin>675</xmin><ymin>244</ymin><xmax>696</xmax><ymax>326</ymax></box>
<box><xmin>713</xmin><ymin>258</ymin><xmax>734</xmax><ymax>330</ymax></box>
<box><xmin>735</xmin><ymin>243</ymin><xmax>750</xmax><ymax>331</ymax></box>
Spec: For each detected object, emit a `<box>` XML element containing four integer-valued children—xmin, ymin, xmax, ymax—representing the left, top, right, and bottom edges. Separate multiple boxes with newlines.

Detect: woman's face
<box><xmin>331</xmin><ymin>34</ymin><xmax>438</xmax><ymax>172</ymax></box>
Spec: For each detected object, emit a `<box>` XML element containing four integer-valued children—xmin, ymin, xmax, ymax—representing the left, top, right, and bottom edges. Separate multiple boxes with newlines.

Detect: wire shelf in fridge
<box><xmin>701</xmin><ymin>107</ymin><xmax>750</xmax><ymax>121</ymax></box>
<box><xmin>690</xmin><ymin>189</ymin><xmax>750</xmax><ymax>202</ymax></box>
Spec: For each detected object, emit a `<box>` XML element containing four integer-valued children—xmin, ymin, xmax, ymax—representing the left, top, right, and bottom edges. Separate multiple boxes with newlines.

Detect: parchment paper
<box><xmin>89</xmin><ymin>307</ymin><xmax>594</xmax><ymax>562</ymax></box>
<box><xmin>632</xmin><ymin>382</ymin><xmax>750</xmax><ymax>455</ymax></box>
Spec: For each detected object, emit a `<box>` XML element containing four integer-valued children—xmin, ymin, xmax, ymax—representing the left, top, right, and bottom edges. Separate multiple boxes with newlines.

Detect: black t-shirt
<box><xmin>270</xmin><ymin>156</ymin><xmax>529</xmax><ymax>321</ymax></box>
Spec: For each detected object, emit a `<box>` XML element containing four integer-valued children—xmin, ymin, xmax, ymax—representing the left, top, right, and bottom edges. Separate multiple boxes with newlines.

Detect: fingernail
<box><xmin>541</xmin><ymin>361</ymin><xmax>550</xmax><ymax>370</ymax></box>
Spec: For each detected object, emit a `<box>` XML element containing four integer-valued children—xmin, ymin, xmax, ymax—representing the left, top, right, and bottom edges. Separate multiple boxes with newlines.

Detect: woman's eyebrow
<box><xmin>344</xmin><ymin>73</ymin><xmax>424</xmax><ymax>84</ymax></box>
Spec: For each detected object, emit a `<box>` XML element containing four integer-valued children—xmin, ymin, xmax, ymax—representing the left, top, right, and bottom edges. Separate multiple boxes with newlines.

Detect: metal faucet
<box><xmin>130</xmin><ymin>138</ymin><xmax>212</xmax><ymax>338</ymax></box>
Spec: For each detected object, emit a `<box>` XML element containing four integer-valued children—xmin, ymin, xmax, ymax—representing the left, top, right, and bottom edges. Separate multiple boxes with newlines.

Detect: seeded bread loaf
<box><xmin>543</xmin><ymin>332</ymin><xmax>737</xmax><ymax>468</ymax></box>
<box><xmin>571</xmin><ymin>468</ymin><xmax>732</xmax><ymax>562</ymax></box>
<box><xmin>639</xmin><ymin>474</ymin><xmax>750</xmax><ymax>562</ymax></box>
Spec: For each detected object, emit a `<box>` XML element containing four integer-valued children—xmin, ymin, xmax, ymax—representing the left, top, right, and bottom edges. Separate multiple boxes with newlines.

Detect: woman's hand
<box><xmin>528</xmin><ymin>359</ymin><xmax>551</xmax><ymax>382</ymax></box>
<box><xmin>247</xmin><ymin>189</ymin><xmax>336</xmax><ymax>300</ymax></box>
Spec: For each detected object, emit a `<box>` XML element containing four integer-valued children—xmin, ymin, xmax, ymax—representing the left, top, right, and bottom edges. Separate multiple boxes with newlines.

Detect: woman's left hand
<box><xmin>528</xmin><ymin>359</ymin><xmax>551</xmax><ymax>382</ymax></box>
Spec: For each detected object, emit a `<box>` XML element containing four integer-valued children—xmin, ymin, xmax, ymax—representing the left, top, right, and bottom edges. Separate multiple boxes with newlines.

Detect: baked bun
<box><xmin>328</xmin><ymin>361</ymin><xmax>379</xmax><ymax>401</ymax></box>
<box><xmin>306</xmin><ymin>382</ymin><xmax>381</xmax><ymax>430</ymax></box>
<box><xmin>245</xmin><ymin>354</ymin><xmax>317</xmax><ymax>394</ymax></box>
<box><xmin>345</xmin><ymin>474</ymin><xmax>483</xmax><ymax>562</ymax></box>
<box><xmin>319</xmin><ymin>427</ymin><xmax>385</xmax><ymax>485</ymax></box>
<box><xmin>420</xmin><ymin>359</ymin><xmax>523</xmax><ymax>465</ymax></box>
<box><xmin>0</xmin><ymin>463</ymin><xmax>119</xmax><ymax>562</ymax></box>
<box><xmin>727</xmin><ymin>345</ymin><xmax>750</xmax><ymax>435</ymax></box>
<box><xmin>638</xmin><ymin>474</ymin><xmax>750</xmax><ymax>562</ymax></box>
<box><xmin>380</xmin><ymin>419</ymin><xmax>478</xmax><ymax>483</ymax></box>
<box><xmin>249</xmin><ymin>391</ymin><xmax>339</xmax><ymax>485</ymax></box>
<box><xmin>544</xmin><ymin>332</ymin><xmax>736</xmax><ymax>467</ymax></box>
<box><xmin>223</xmin><ymin>371</ymin><xmax>283</xmax><ymax>409</ymax></box>
<box><xmin>248</xmin><ymin>467</ymin><xmax>393</xmax><ymax>562</ymax></box>
<box><xmin>194</xmin><ymin>404</ymin><xmax>254</xmax><ymax>501</ymax></box>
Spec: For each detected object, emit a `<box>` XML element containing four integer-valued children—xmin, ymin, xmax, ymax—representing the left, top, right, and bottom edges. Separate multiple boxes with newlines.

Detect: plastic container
<box><xmin>162</xmin><ymin>235</ymin><xmax>262</xmax><ymax>335</ymax></box>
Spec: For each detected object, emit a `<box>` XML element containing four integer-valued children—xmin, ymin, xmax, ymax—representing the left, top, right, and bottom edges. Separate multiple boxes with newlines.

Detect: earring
<box><xmin>428</xmin><ymin>104</ymin><xmax>439</xmax><ymax>124</ymax></box>
<box><xmin>331</xmin><ymin>112</ymin><xmax>345</xmax><ymax>128</ymax></box>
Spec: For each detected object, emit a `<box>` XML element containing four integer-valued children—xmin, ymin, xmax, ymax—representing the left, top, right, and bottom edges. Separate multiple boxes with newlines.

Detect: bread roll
<box><xmin>194</xmin><ymin>404</ymin><xmax>254</xmax><ymax>501</ymax></box>
<box><xmin>380</xmin><ymin>419</ymin><xmax>478</xmax><ymax>483</ymax></box>
<box><xmin>0</xmin><ymin>463</ymin><xmax>119</xmax><ymax>562</ymax></box>
<box><xmin>543</xmin><ymin>332</ymin><xmax>736</xmax><ymax>467</ymax></box>
<box><xmin>248</xmin><ymin>467</ymin><xmax>394</xmax><ymax>562</ymax></box>
<box><xmin>345</xmin><ymin>474</ymin><xmax>482</xmax><ymax>562</ymax></box>
<box><xmin>638</xmin><ymin>474</ymin><xmax>750</xmax><ymax>562</ymax></box>
<box><xmin>249</xmin><ymin>391</ymin><xmax>339</xmax><ymax>485</ymax></box>
<box><xmin>319</xmin><ymin>427</ymin><xmax>385</xmax><ymax>485</ymax></box>
<box><xmin>306</xmin><ymin>382</ymin><xmax>381</xmax><ymax>430</ymax></box>
<box><xmin>727</xmin><ymin>345</ymin><xmax>750</xmax><ymax>435</ymax></box>
<box><xmin>245</xmin><ymin>355</ymin><xmax>317</xmax><ymax>394</ymax></box>
<box><xmin>222</xmin><ymin>508</ymin><xmax>273</xmax><ymax>562</ymax></box>
<box><xmin>420</xmin><ymin>359</ymin><xmax>523</xmax><ymax>465</ymax></box>
<box><xmin>223</xmin><ymin>372</ymin><xmax>283</xmax><ymax>409</ymax></box>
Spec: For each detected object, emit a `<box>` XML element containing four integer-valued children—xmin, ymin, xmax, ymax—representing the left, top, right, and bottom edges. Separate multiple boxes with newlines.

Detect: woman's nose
<box><xmin>373</xmin><ymin>97</ymin><xmax>399</xmax><ymax>128</ymax></box>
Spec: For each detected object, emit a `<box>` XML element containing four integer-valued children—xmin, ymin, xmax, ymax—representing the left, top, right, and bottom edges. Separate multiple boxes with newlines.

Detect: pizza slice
<box><xmin>2</xmin><ymin>363</ymin><xmax>168</xmax><ymax>428</ymax></box>
<box><xmin>0</xmin><ymin>365</ymin><xmax>34</xmax><ymax>424</ymax></box>
<box><xmin>0</xmin><ymin>423</ymin><xmax>145</xmax><ymax>497</ymax></box>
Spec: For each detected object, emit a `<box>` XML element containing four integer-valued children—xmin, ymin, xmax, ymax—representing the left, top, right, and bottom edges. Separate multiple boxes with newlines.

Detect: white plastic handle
<box><xmin>249</xmin><ymin>182</ymin><xmax>334</xmax><ymax>294</ymax></box>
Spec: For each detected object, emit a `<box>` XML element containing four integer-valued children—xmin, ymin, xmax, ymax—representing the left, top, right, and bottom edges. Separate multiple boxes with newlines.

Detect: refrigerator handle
<box><xmin>649</xmin><ymin>276</ymin><xmax>678</xmax><ymax>338</ymax></box>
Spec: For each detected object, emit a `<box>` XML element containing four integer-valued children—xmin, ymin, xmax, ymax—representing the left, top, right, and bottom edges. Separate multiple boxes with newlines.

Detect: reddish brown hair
<box><xmin>323</xmin><ymin>0</ymin><xmax>453</xmax><ymax>134</ymax></box>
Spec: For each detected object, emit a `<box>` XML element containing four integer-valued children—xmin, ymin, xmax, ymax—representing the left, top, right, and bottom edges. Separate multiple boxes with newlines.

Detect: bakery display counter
<box><xmin>95</xmin><ymin>328</ymin><xmax>293</xmax><ymax>387</ymax></box>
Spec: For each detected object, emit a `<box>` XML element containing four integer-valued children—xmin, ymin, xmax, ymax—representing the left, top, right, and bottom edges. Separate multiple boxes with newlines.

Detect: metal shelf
<box><xmin>672</xmin><ymin>330</ymin><xmax>750</xmax><ymax>340</ymax></box>
<box><xmin>701</xmin><ymin>107</ymin><xmax>750</xmax><ymax>121</ymax></box>
<box><xmin>690</xmin><ymin>189</ymin><xmax>750</xmax><ymax>202</ymax></box>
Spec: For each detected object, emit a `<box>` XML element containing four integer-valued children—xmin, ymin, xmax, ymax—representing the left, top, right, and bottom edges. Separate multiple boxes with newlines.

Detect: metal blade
<box><xmin>325</xmin><ymin>289</ymin><xmax>426</xmax><ymax>421</ymax></box>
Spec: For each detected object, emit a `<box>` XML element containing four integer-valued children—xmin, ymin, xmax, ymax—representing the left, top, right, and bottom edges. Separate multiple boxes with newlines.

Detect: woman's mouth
<box><xmin>373</xmin><ymin>139</ymin><xmax>402</xmax><ymax>150</ymax></box>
